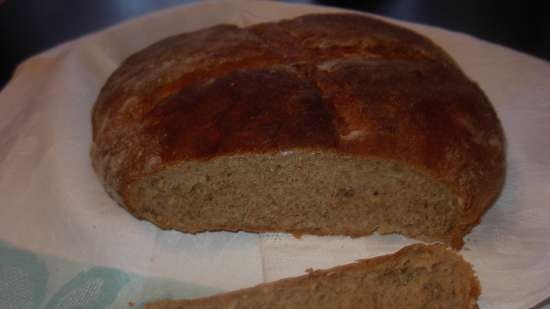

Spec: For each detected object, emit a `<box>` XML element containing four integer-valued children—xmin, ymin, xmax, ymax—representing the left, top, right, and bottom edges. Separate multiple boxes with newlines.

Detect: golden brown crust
<box><xmin>145</xmin><ymin>68</ymin><xmax>339</xmax><ymax>161</ymax></box>
<box><xmin>91</xmin><ymin>13</ymin><xmax>505</xmax><ymax>247</ymax></box>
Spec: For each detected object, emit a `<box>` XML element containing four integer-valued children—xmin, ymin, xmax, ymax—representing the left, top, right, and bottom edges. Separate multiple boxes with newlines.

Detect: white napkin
<box><xmin>1</xmin><ymin>1</ymin><xmax>549</xmax><ymax>308</ymax></box>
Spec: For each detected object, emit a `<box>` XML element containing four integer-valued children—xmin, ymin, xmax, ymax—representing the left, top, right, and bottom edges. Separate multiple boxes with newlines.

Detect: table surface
<box><xmin>1</xmin><ymin>0</ymin><xmax>549</xmax><ymax>90</ymax></box>
<box><xmin>1</xmin><ymin>1</ymin><xmax>550</xmax><ymax>308</ymax></box>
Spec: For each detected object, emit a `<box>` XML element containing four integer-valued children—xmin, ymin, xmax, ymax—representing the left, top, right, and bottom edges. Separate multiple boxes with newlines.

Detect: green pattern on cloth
<box><xmin>0</xmin><ymin>241</ymin><xmax>221</xmax><ymax>309</ymax></box>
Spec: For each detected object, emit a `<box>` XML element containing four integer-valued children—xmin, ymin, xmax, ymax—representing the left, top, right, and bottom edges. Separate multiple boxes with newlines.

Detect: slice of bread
<box><xmin>146</xmin><ymin>244</ymin><xmax>479</xmax><ymax>309</ymax></box>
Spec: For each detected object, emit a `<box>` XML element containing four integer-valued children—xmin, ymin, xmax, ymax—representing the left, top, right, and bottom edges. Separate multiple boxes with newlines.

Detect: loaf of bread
<box><xmin>145</xmin><ymin>244</ymin><xmax>479</xmax><ymax>309</ymax></box>
<box><xmin>91</xmin><ymin>13</ymin><xmax>504</xmax><ymax>248</ymax></box>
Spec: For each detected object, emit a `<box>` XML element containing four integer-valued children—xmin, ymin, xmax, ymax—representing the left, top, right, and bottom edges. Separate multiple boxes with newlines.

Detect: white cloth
<box><xmin>1</xmin><ymin>1</ymin><xmax>549</xmax><ymax>308</ymax></box>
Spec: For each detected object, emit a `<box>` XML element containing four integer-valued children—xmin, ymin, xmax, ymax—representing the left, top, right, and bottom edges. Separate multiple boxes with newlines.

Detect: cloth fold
<box><xmin>1</xmin><ymin>1</ymin><xmax>549</xmax><ymax>308</ymax></box>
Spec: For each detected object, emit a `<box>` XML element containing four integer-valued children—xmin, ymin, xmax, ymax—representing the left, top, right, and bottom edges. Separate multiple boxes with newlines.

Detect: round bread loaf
<box><xmin>91</xmin><ymin>13</ymin><xmax>505</xmax><ymax>248</ymax></box>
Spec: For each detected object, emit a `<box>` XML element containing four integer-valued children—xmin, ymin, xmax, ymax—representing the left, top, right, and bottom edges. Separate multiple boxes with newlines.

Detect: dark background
<box><xmin>1</xmin><ymin>0</ymin><xmax>549</xmax><ymax>90</ymax></box>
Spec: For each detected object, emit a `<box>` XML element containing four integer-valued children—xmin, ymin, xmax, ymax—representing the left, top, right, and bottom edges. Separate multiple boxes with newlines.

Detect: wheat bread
<box><xmin>91</xmin><ymin>13</ymin><xmax>505</xmax><ymax>248</ymax></box>
<box><xmin>145</xmin><ymin>244</ymin><xmax>480</xmax><ymax>309</ymax></box>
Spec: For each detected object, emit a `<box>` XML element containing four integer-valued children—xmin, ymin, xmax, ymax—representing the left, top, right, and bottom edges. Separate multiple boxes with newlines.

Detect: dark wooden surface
<box><xmin>1</xmin><ymin>0</ymin><xmax>549</xmax><ymax>90</ymax></box>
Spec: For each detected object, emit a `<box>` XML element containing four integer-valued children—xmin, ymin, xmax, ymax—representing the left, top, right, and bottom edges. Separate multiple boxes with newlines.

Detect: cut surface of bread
<box><xmin>91</xmin><ymin>13</ymin><xmax>505</xmax><ymax>248</ymax></box>
<box><xmin>145</xmin><ymin>244</ymin><xmax>480</xmax><ymax>309</ymax></box>
<box><xmin>130</xmin><ymin>152</ymin><xmax>459</xmax><ymax>243</ymax></box>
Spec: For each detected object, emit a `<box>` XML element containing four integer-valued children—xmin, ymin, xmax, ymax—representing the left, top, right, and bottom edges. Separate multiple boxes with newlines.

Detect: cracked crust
<box><xmin>91</xmin><ymin>13</ymin><xmax>505</xmax><ymax>248</ymax></box>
